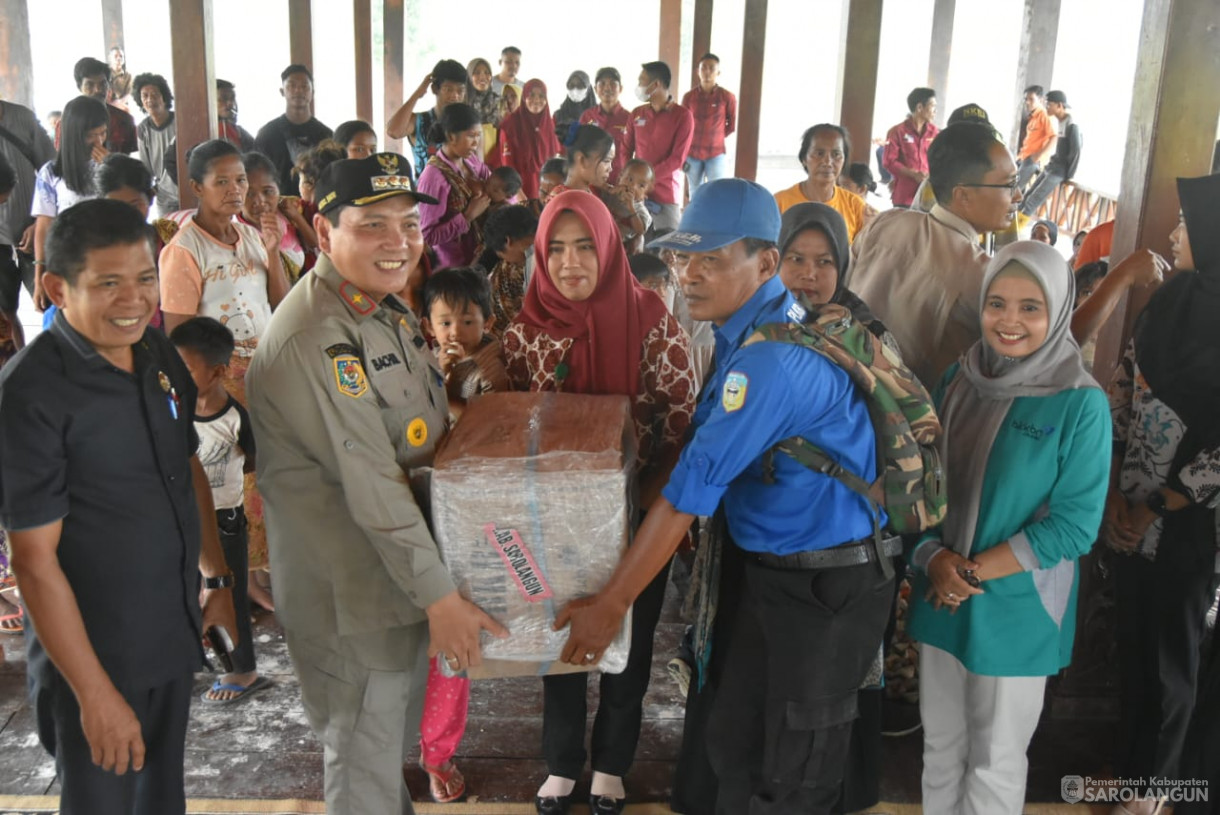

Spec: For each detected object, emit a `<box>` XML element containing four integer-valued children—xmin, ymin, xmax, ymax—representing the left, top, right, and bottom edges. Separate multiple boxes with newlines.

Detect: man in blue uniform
<box><xmin>555</xmin><ymin>179</ymin><xmax>898</xmax><ymax>814</ymax></box>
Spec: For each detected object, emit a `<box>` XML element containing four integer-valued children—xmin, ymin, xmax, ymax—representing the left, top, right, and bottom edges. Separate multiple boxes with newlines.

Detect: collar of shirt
<box><xmin>49</xmin><ymin>309</ymin><xmax>154</xmax><ymax>374</ymax></box>
<box><xmin>929</xmin><ymin>204</ymin><xmax>980</xmax><ymax>244</ymax></box>
<box><xmin>314</xmin><ymin>255</ymin><xmax>410</xmax><ymax>323</ymax></box>
<box><xmin>712</xmin><ymin>275</ymin><xmax>797</xmax><ymax>365</ymax></box>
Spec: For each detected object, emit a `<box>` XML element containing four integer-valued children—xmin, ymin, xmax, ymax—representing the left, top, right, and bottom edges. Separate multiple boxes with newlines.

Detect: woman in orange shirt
<box><xmin>773</xmin><ymin>124</ymin><xmax>870</xmax><ymax>241</ymax></box>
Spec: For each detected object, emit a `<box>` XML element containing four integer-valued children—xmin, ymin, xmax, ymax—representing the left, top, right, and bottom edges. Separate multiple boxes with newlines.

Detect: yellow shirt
<box><xmin>773</xmin><ymin>183</ymin><xmax>868</xmax><ymax>241</ymax></box>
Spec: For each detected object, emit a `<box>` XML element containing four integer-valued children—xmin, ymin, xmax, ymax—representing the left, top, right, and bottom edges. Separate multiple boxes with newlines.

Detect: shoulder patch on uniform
<box><xmin>332</xmin><ymin>353</ymin><xmax>369</xmax><ymax>399</ymax></box>
<box><xmin>339</xmin><ymin>281</ymin><xmax>376</xmax><ymax>315</ymax></box>
<box><xmin>722</xmin><ymin>371</ymin><xmax>749</xmax><ymax>413</ymax></box>
<box><xmin>325</xmin><ymin>343</ymin><xmax>361</xmax><ymax>359</ymax></box>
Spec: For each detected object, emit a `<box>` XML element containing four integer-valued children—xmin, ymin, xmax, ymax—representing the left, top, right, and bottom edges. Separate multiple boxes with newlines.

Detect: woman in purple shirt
<box><xmin>417</xmin><ymin>103</ymin><xmax>491</xmax><ymax>268</ymax></box>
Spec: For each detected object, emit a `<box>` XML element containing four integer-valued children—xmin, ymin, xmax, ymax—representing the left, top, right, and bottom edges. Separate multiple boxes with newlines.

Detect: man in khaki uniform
<box><xmin>246</xmin><ymin>153</ymin><xmax>505</xmax><ymax>815</ymax></box>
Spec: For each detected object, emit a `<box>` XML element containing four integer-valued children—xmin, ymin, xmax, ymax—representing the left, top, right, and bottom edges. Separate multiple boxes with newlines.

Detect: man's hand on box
<box><xmin>554</xmin><ymin>593</ymin><xmax>629</xmax><ymax>666</ymax></box>
<box><xmin>426</xmin><ymin>591</ymin><xmax>509</xmax><ymax>672</ymax></box>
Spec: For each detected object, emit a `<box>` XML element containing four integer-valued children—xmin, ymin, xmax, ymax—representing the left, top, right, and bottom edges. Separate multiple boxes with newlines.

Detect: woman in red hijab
<box><xmin>495</xmin><ymin>78</ymin><xmax>563</xmax><ymax>200</ymax></box>
<box><xmin>503</xmin><ymin>191</ymin><xmax>696</xmax><ymax>814</ymax></box>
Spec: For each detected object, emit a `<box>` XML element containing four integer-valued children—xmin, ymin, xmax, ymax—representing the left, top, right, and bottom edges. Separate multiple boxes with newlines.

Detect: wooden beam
<box><xmin>170</xmin><ymin>0</ymin><xmax>217</xmax><ymax>210</ymax></box>
<box><xmin>354</xmin><ymin>0</ymin><xmax>373</xmax><ymax>123</ymax></box>
<box><xmin>926</xmin><ymin>0</ymin><xmax>954</xmax><ymax>126</ymax></box>
<box><xmin>837</xmin><ymin>0</ymin><xmax>883</xmax><ymax>173</ymax></box>
<box><xmin>0</xmin><ymin>0</ymin><xmax>33</xmax><ymax>109</ymax></box>
<box><xmin>101</xmin><ymin>0</ymin><xmax>124</xmax><ymax>55</ymax></box>
<box><xmin>288</xmin><ymin>0</ymin><xmax>313</xmax><ymax>73</ymax></box>
<box><xmin>690</xmin><ymin>0</ymin><xmax>713</xmax><ymax>91</ymax></box>
<box><xmin>383</xmin><ymin>0</ymin><xmax>404</xmax><ymax>153</ymax></box>
<box><xmin>659</xmin><ymin>0</ymin><xmax>682</xmax><ymax>90</ymax></box>
<box><xmin>1009</xmin><ymin>0</ymin><xmax>1061</xmax><ymax>147</ymax></box>
<box><xmin>733</xmin><ymin>0</ymin><xmax>767</xmax><ymax>180</ymax></box>
<box><xmin>1091</xmin><ymin>0</ymin><xmax>1220</xmax><ymax>383</ymax></box>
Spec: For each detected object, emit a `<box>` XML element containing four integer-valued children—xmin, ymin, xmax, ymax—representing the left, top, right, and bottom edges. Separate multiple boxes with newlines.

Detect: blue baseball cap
<box><xmin>648</xmin><ymin>178</ymin><xmax>781</xmax><ymax>253</ymax></box>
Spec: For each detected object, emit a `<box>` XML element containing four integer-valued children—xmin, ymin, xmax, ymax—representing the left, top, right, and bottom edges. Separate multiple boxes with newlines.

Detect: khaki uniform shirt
<box><xmin>849</xmin><ymin>204</ymin><xmax>989</xmax><ymax>389</ymax></box>
<box><xmin>246</xmin><ymin>256</ymin><xmax>455</xmax><ymax>642</ymax></box>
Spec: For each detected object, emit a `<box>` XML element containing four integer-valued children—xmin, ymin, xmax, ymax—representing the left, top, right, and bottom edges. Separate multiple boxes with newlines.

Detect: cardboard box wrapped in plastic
<box><xmin>431</xmin><ymin>391</ymin><xmax>636</xmax><ymax>679</ymax></box>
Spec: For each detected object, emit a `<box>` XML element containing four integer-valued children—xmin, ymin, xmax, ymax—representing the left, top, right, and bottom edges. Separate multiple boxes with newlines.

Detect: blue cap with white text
<box><xmin>648</xmin><ymin>178</ymin><xmax>781</xmax><ymax>253</ymax></box>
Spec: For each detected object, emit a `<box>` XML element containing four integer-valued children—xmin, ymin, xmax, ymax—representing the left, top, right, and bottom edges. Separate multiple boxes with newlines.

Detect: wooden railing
<box><xmin>1034</xmin><ymin>179</ymin><xmax>1118</xmax><ymax>236</ymax></box>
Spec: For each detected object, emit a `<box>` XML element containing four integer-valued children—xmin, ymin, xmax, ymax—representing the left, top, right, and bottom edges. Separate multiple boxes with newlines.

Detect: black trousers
<box><xmin>216</xmin><ymin>506</ymin><xmax>256</xmax><ymax>674</ymax></box>
<box><xmin>1116</xmin><ymin>506</ymin><xmax>1219</xmax><ymax>782</ymax></box>
<box><xmin>705</xmin><ymin>557</ymin><xmax>894</xmax><ymax>815</ymax></box>
<box><xmin>46</xmin><ymin>667</ymin><xmax>194</xmax><ymax>815</ymax></box>
<box><xmin>541</xmin><ymin>557</ymin><xmax>673</xmax><ymax>779</ymax></box>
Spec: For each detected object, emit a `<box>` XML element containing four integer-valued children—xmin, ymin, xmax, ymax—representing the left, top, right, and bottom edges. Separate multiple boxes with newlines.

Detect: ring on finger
<box><xmin>584</xmin><ymin>652</ymin><xmax>596</xmax><ymax>662</ymax></box>
<box><xmin>946</xmin><ymin>592</ymin><xmax>958</xmax><ymax>601</ymax></box>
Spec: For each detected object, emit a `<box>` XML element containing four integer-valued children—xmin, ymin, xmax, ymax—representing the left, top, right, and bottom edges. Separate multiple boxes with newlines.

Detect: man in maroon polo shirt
<box><xmin>881</xmin><ymin>87</ymin><xmax>938</xmax><ymax>208</ymax></box>
<box><xmin>580</xmin><ymin>67</ymin><xmax>634</xmax><ymax>183</ymax></box>
<box><xmin>680</xmin><ymin>53</ymin><xmax>737</xmax><ymax>194</ymax></box>
<box><xmin>629</xmin><ymin>61</ymin><xmax>694</xmax><ymax>237</ymax></box>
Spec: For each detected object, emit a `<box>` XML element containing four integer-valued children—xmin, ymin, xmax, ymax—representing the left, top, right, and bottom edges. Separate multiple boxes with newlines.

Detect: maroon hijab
<box><xmin>498</xmin><ymin>78</ymin><xmax>562</xmax><ymax>199</ymax></box>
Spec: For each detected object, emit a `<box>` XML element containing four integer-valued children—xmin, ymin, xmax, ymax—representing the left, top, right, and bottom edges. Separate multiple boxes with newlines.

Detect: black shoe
<box><xmin>535</xmin><ymin>794</ymin><xmax>572</xmax><ymax>814</ymax></box>
<box><xmin>589</xmin><ymin>794</ymin><xmax>627</xmax><ymax>814</ymax></box>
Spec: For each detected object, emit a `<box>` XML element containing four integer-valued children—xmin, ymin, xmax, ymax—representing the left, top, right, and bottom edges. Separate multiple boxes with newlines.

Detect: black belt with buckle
<box><xmin>755</xmin><ymin>535</ymin><xmax>903</xmax><ymax>571</ymax></box>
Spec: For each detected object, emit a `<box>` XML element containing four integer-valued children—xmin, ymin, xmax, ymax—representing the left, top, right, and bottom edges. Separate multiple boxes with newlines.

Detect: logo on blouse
<box><xmin>1012</xmin><ymin>420</ymin><xmax>1056</xmax><ymax>440</ymax></box>
<box><xmin>722</xmin><ymin>371</ymin><xmax>749</xmax><ymax>413</ymax></box>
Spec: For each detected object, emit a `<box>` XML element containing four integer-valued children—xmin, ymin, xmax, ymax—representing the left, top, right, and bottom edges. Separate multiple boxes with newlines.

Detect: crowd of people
<box><xmin>0</xmin><ymin>39</ymin><xmax>1215</xmax><ymax>815</ymax></box>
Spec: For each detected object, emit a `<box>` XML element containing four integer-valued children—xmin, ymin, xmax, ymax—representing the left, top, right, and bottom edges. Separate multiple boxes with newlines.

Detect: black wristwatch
<box><xmin>203</xmin><ymin>573</ymin><xmax>235</xmax><ymax>590</ymax></box>
<box><xmin>1145</xmin><ymin>491</ymin><xmax>1171</xmax><ymax>517</ymax></box>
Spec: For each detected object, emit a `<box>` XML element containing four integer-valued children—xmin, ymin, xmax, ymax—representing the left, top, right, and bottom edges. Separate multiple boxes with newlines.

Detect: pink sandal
<box><xmin>419</xmin><ymin>758</ymin><xmax>466</xmax><ymax>803</ymax></box>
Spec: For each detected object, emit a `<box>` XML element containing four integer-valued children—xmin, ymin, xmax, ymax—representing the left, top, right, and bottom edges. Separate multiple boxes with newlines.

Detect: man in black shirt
<box><xmin>255</xmin><ymin>64</ymin><xmax>333</xmax><ymax>196</ymax></box>
<box><xmin>1019</xmin><ymin>89</ymin><xmax>1083</xmax><ymax>218</ymax></box>
<box><xmin>0</xmin><ymin>200</ymin><xmax>237</xmax><ymax>815</ymax></box>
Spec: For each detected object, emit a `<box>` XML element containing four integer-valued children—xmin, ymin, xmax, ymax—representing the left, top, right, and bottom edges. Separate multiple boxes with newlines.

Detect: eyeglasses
<box><xmin>958</xmin><ymin>179</ymin><xmax>1021</xmax><ymax>193</ymax></box>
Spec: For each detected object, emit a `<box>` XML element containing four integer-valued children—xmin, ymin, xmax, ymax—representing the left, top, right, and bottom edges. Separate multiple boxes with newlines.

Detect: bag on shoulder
<box><xmin>743</xmin><ymin>302</ymin><xmax>947</xmax><ymax>541</ymax></box>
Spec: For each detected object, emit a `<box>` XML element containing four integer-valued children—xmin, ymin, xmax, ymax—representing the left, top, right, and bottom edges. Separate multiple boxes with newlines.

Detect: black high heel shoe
<box><xmin>535</xmin><ymin>794</ymin><xmax>572</xmax><ymax>814</ymax></box>
<box><xmin>589</xmin><ymin>793</ymin><xmax>627</xmax><ymax>814</ymax></box>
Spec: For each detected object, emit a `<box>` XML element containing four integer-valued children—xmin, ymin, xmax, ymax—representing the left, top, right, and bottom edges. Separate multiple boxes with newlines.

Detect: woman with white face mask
<box><xmin>553</xmin><ymin>70</ymin><xmax>596</xmax><ymax>145</ymax></box>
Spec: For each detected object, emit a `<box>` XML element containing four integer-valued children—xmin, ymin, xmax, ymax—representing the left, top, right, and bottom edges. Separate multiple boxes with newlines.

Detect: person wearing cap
<box><xmin>245</xmin><ymin>152</ymin><xmax>506</xmax><ymax>815</ymax></box>
<box><xmin>910</xmin><ymin>103</ymin><xmax>997</xmax><ymax>215</ymax></box>
<box><xmin>1031</xmin><ymin>218</ymin><xmax>1058</xmax><ymax>246</ymax></box>
<box><xmin>581</xmin><ymin>67</ymin><xmax>634</xmax><ymax>184</ymax></box>
<box><xmin>553</xmin><ymin>178</ymin><xmax>896</xmax><ymax>814</ymax></box>
<box><xmin>1015</xmin><ymin>86</ymin><xmax>1057</xmax><ymax>191</ymax></box>
<box><xmin>1018</xmin><ymin>90</ymin><xmax>1081</xmax><ymax>219</ymax></box>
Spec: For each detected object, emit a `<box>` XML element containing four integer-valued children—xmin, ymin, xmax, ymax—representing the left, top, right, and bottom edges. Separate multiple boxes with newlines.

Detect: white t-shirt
<box><xmin>31</xmin><ymin>160</ymin><xmax>96</xmax><ymax>218</ymax></box>
<box><xmin>195</xmin><ymin>397</ymin><xmax>254</xmax><ymax>510</ymax></box>
<box><xmin>159</xmin><ymin>220</ymin><xmax>272</xmax><ymax>357</ymax></box>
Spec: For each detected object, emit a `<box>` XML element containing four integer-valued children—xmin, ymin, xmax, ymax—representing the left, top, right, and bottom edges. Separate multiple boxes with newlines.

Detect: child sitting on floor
<box><xmin>171</xmin><ymin>317</ymin><xmax>272</xmax><ymax>705</ymax></box>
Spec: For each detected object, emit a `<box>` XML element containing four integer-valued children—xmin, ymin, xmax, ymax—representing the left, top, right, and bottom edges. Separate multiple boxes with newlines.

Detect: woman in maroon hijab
<box><xmin>495</xmin><ymin>78</ymin><xmax>562</xmax><ymax>200</ymax></box>
<box><xmin>503</xmin><ymin>191</ymin><xmax>696</xmax><ymax>814</ymax></box>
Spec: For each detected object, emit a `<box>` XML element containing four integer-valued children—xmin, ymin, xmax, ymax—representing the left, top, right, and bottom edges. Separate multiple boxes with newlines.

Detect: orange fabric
<box><xmin>1073</xmin><ymin>220</ymin><xmax>1114</xmax><ymax>270</ymax></box>
<box><xmin>1018</xmin><ymin>107</ymin><xmax>1056</xmax><ymax>161</ymax></box>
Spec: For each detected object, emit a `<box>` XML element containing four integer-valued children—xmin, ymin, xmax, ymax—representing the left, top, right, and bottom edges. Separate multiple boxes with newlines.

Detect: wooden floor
<box><xmin>0</xmin><ymin>575</ymin><xmax>1116</xmax><ymax>811</ymax></box>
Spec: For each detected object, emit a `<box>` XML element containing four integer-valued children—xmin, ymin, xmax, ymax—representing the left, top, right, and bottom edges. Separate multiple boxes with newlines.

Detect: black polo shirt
<box><xmin>0</xmin><ymin>312</ymin><xmax>204</xmax><ymax>689</ymax></box>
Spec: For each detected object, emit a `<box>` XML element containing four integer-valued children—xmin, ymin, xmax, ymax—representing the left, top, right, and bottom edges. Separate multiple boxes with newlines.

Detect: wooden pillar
<box><xmin>1091</xmin><ymin>0</ymin><xmax>1220</xmax><ymax>383</ymax></box>
<box><xmin>354</xmin><ymin>0</ymin><xmax>373</xmax><ymax>122</ymax></box>
<box><xmin>170</xmin><ymin>0</ymin><xmax>217</xmax><ymax>209</ymax></box>
<box><xmin>101</xmin><ymin>0</ymin><xmax>124</xmax><ymax>55</ymax></box>
<box><xmin>659</xmin><ymin>0</ymin><xmax>682</xmax><ymax>89</ymax></box>
<box><xmin>690</xmin><ymin>0</ymin><xmax>713</xmax><ymax>91</ymax></box>
<box><xmin>288</xmin><ymin>0</ymin><xmax>313</xmax><ymax>73</ymax></box>
<box><xmin>837</xmin><ymin>0</ymin><xmax>883</xmax><ymax>171</ymax></box>
<box><xmin>1009</xmin><ymin>0</ymin><xmax>1061</xmax><ymax>147</ymax></box>
<box><xmin>0</xmin><ymin>0</ymin><xmax>34</xmax><ymax>109</ymax></box>
<box><xmin>733</xmin><ymin>0</ymin><xmax>767</xmax><ymax>180</ymax></box>
<box><xmin>383</xmin><ymin>0</ymin><xmax>404</xmax><ymax>153</ymax></box>
<box><xmin>926</xmin><ymin>0</ymin><xmax>954</xmax><ymax>125</ymax></box>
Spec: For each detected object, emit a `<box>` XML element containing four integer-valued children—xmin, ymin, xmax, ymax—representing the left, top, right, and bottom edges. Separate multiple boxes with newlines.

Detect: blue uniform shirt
<box><xmin>662</xmin><ymin>275</ymin><xmax>884</xmax><ymax>555</ymax></box>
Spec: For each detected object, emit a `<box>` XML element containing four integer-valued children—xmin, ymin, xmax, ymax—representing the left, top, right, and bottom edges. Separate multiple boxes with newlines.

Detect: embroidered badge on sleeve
<box><xmin>722</xmin><ymin>371</ymin><xmax>748</xmax><ymax>413</ymax></box>
<box><xmin>326</xmin><ymin>343</ymin><xmax>369</xmax><ymax>399</ymax></box>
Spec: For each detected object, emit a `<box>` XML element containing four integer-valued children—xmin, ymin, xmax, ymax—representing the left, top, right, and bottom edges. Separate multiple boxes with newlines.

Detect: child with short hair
<box><xmin>486</xmin><ymin>165</ymin><xmax>523</xmax><ymax>207</ymax></box>
<box><xmin>171</xmin><ymin>317</ymin><xmax>271</xmax><ymax>705</ymax></box>
<box><xmin>476</xmin><ymin>205</ymin><xmax>539</xmax><ymax>337</ymax></box>
<box><xmin>423</xmin><ymin>267</ymin><xmax>509</xmax><ymax>410</ymax></box>
<box><xmin>529</xmin><ymin>158</ymin><xmax>568</xmax><ymax>217</ymax></box>
<box><xmin>608</xmin><ymin>158</ymin><xmax>655</xmax><ymax>254</ymax></box>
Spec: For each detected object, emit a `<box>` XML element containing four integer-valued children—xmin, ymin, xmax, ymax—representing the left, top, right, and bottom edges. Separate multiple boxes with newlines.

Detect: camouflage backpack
<box><xmin>743</xmin><ymin>302</ymin><xmax>947</xmax><ymax>568</ymax></box>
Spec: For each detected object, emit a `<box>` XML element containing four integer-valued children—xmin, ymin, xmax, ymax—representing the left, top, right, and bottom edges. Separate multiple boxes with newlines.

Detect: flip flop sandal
<box><xmin>200</xmin><ymin>675</ymin><xmax>273</xmax><ymax>705</ymax></box>
<box><xmin>0</xmin><ymin>605</ymin><xmax>22</xmax><ymax>635</ymax></box>
<box><xmin>419</xmin><ymin>758</ymin><xmax>467</xmax><ymax>803</ymax></box>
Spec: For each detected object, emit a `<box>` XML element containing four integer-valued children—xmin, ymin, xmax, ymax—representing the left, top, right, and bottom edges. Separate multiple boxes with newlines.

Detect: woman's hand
<box><xmin>413</xmin><ymin>73</ymin><xmax>434</xmax><ymax>101</ymax></box>
<box><xmin>925</xmin><ymin>549</ymin><xmax>983</xmax><ymax>613</ymax></box>
<box><xmin>463</xmin><ymin>193</ymin><xmax>491</xmax><ymax>222</ymax></box>
<box><xmin>91</xmin><ymin>143</ymin><xmax>109</xmax><ymax>164</ymax></box>
<box><xmin>258</xmin><ymin>212</ymin><xmax>281</xmax><ymax>256</ymax></box>
<box><xmin>1103</xmin><ymin>488</ymin><xmax>1138</xmax><ymax>551</ymax></box>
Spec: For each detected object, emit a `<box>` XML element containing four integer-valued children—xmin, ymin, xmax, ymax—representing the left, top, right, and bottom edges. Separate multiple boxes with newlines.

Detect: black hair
<box><xmin>334</xmin><ymin>120</ymin><xmax>376</xmax><ymax>147</ymax></box>
<box><xmin>188</xmin><ymin>139</ymin><xmax>242</xmax><ymax>184</ymax></box>
<box><xmin>567</xmin><ymin>70</ymin><xmax>591</xmax><ymax>91</ymax></box>
<box><xmin>294</xmin><ymin>140</ymin><xmax>346</xmax><ymax>183</ymax></box>
<box><xmin>798</xmin><ymin>123</ymin><xmax>851</xmax><ymax>170</ymax></box>
<box><xmin>482</xmin><ymin>204</ymin><xmax>538</xmax><ymax>254</ymax></box>
<box><xmin>73</xmin><ymin>57</ymin><xmax>108</xmax><ymax>88</ymax></box>
<box><xmin>845</xmin><ymin>162</ymin><xmax>876</xmax><ymax>194</ymax></box>
<box><xmin>595</xmin><ymin>67</ymin><xmax>621</xmax><ymax>85</ymax></box>
<box><xmin>1074</xmin><ymin>260</ymin><xmax>1108</xmax><ymax>295</ymax></box>
<box><xmin>431</xmin><ymin>59</ymin><xmax>468</xmax><ymax>92</ymax></box>
<box><xmin>95</xmin><ymin>153</ymin><xmax>154</xmax><ymax>197</ymax></box>
<box><xmin>629</xmin><ymin>253</ymin><xmax>670</xmax><ymax>283</ymax></box>
<box><xmin>501</xmin><ymin>46</ymin><xmax>521</xmax><ymax>57</ymax></box>
<box><xmin>907</xmin><ymin>87</ymin><xmax>936</xmax><ymax>112</ymax></box>
<box><xmin>46</xmin><ymin>199</ymin><xmax>151</xmax><ymax>285</ymax></box>
<box><xmin>641</xmin><ymin>61</ymin><xmax>672</xmax><ymax>89</ymax></box>
<box><xmin>540</xmin><ymin>157</ymin><xmax>568</xmax><ymax>179</ymax></box>
<box><xmin>132</xmin><ymin>73</ymin><xmax>174</xmax><ymax>113</ymax></box>
<box><xmin>241</xmin><ymin>151</ymin><xmax>279</xmax><ymax>183</ymax></box>
<box><xmin>567</xmin><ymin>124</ymin><xmax>613</xmax><ymax>164</ymax></box>
<box><xmin>490</xmin><ymin>166</ymin><xmax>523</xmax><ymax>197</ymax></box>
<box><xmin>927</xmin><ymin>122</ymin><xmax>1001</xmax><ymax>205</ymax></box>
<box><xmin>170</xmin><ymin>316</ymin><xmax>236</xmax><ymax>367</ymax></box>
<box><xmin>0</xmin><ymin>153</ymin><xmax>14</xmax><ymax>196</ymax></box>
<box><xmin>623</xmin><ymin>157</ymin><xmax>654</xmax><ymax>176</ymax></box>
<box><xmin>428</xmin><ymin>103</ymin><xmax>480</xmax><ymax>144</ymax></box>
<box><xmin>54</xmin><ymin>96</ymin><xmax>110</xmax><ymax>195</ymax></box>
<box><xmin>423</xmin><ymin>266</ymin><xmax>493</xmax><ymax>321</ymax></box>
<box><xmin>1024</xmin><ymin>85</ymin><xmax>1044</xmax><ymax>98</ymax></box>
<box><xmin>699</xmin><ymin>53</ymin><xmax>720</xmax><ymax>64</ymax></box>
<box><xmin>741</xmin><ymin>238</ymin><xmax>778</xmax><ymax>257</ymax></box>
<box><xmin>48</xmin><ymin>109</ymin><xmax>62</xmax><ymax>119</ymax></box>
<box><xmin>281</xmin><ymin>64</ymin><xmax>313</xmax><ymax>83</ymax></box>
<box><xmin>216</xmin><ymin>78</ymin><xmax>235</xmax><ymax>92</ymax></box>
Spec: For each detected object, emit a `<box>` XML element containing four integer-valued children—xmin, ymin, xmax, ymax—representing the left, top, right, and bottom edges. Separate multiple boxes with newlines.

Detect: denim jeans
<box><xmin>685</xmin><ymin>152</ymin><xmax>730</xmax><ymax>193</ymax></box>
<box><xmin>1019</xmin><ymin>170</ymin><xmax>1065</xmax><ymax>217</ymax></box>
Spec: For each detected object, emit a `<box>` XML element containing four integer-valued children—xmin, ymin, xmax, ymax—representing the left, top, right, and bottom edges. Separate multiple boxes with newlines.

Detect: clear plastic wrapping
<box><xmin>431</xmin><ymin>392</ymin><xmax>637</xmax><ymax>678</ymax></box>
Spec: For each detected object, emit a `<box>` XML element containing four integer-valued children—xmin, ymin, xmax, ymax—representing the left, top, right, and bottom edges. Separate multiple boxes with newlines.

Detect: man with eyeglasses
<box><xmin>850</xmin><ymin>121</ymin><xmax>1022</xmax><ymax>388</ymax></box>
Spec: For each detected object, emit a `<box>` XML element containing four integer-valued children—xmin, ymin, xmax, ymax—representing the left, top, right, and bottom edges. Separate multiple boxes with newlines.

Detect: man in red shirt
<box><xmin>630</xmin><ymin>61</ymin><xmax>694</xmax><ymax>236</ymax></box>
<box><xmin>882</xmin><ymin>87</ymin><xmax>938</xmax><ymax>208</ymax></box>
<box><xmin>70</xmin><ymin>57</ymin><xmax>138</xmax><ymax>155</ymax></box>
<box><xmin>680</xmin><ymin>53</ymin><xmax>737</xmax><ymax>194</ymax></box>
<box><xmin>581</xmin><ymin>67</ymin><xmax>634</xmax><ymax>183</ymax></box>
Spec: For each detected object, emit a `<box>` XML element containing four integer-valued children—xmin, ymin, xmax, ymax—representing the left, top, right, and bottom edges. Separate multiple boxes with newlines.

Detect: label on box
<box><xmin>483</xmin><ymin>524</ymin><xmax>554</xmax><ymax>602</ymax></box>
